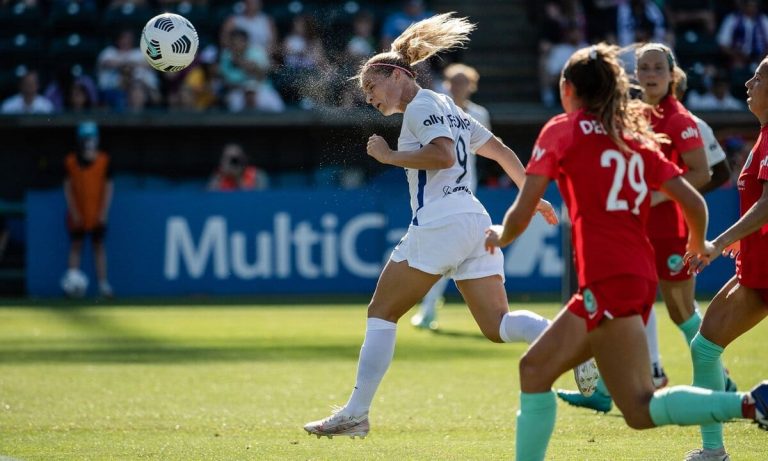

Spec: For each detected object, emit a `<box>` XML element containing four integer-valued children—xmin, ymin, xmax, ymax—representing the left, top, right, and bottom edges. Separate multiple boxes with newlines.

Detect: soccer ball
<box><xmin>140</xmin><ymin>13</ymin><xmax>199</xmax><ymax>72</ymax></box>
<box><xmin>61</xmin><ymin>268</ymin><xmax>89</xmax><ymax>298</ymax></box>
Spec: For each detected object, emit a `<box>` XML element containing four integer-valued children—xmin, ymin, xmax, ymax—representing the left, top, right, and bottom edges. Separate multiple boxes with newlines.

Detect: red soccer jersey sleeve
<box><xmin>647</xmin><ymin>96</ymin><xmax>704</xmax><ymax>239</ymax></box>
<box><xmin>736</xmin><ymin>125</ymin><xmax>768</xmax><ymax>288</ymax></box>
<box><xmin>526</xmin><ymin>114</ymin><xmax>569</xmax><ymax>179</ymax></box>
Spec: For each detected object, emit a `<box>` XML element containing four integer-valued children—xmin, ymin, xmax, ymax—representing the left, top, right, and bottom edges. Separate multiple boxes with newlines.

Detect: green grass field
<box><xmin>0</xmin><ymin>299</ymin><xmax>766</xmax><ymax>460</ymax></box>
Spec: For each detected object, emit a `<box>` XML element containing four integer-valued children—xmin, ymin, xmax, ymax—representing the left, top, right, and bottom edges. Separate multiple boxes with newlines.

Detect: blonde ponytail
<box><xmin>390</xmin><ymin>12</ymin><xmax>475</xmax><ymax>66</ymax></box>
<box><xmin>357</xmin><ymin>12</ymin><xmax>474</xmax><ymax>85</ymax></box>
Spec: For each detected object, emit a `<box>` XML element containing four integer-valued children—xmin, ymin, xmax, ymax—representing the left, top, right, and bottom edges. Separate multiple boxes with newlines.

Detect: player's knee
<box><xmin>481</xmin><ymin>324</ymin><xmax>503</xmax><ymax>343</ymax></box>
<box><xmin>518</xmin><ymin>350</ymin><xmax>544</xmax><ymax>385</ymax></box>
<box><xmin>617</xmin><ymin>393</ymin><xmax>655</xmax><ymax>430</ymax></box>
<box><xmin>366</xmin><ymin>302</ymin><xmax>399</xmax><ymax>323</ymax></box>
<box><xmin>622</xmin><ymin>410</ymin><xmax>655</xmax><ymax>430</ymax></box>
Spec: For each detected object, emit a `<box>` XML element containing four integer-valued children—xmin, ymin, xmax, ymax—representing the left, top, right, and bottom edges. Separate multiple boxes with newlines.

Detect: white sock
<box><xmin>499</xmin><ymin>310</ymin><xmax>551</xmax><ymax>344</ymax></box>
<box><xmin>644</xmin><ymin>306</ymin><xmax>662</xmax><ymax>371</ymax></box>
<box><xmin>420</xmin><ymin>277</ymin><xmax>449</xmax><ymax>316</ymax></box>
<box><xmin>343</xmin><ymin>317</ymin><xmax>397</xmax><ymax>416</ymax></box>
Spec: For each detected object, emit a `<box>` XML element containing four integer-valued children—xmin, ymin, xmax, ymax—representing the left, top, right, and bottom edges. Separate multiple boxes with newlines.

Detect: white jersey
<box><xmin>398</xmin><ymin>89</ymin><xmax>493</xmax><ymax>226</ymax></box>
<box><xmin>692</xmin><ymin>114</ymin><xmax>727</xmax><ymax>167</ymax></box>
<box><xmin>463</xmin><ymin>100</ymin><xmax>491</xmax><ymax>191</ymax></box>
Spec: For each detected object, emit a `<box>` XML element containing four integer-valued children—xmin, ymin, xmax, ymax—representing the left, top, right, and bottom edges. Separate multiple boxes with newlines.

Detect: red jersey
<box><xmin>527</xmin><ymin>110</ymin><xmax>682</xmax><ymax>286</ymax></box>
<box><xmin>736</xmin><ymin>125</ymin><xmax>768</xmax><ymax>289</ymax></box>
<box><xmin>647</xmin><ymin>95</ymin><xmax>705</xmax><ymax>239</ymax></box>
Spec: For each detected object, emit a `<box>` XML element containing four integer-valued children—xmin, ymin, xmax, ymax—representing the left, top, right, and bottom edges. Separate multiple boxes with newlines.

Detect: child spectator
<box><xmin>63</xmin><ymin>121</ymin><xmax>113</xmax><ymax>297</ymax></box>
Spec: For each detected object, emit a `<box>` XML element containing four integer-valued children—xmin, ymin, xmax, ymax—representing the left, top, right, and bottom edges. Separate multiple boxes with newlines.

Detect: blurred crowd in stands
<box><xmin>0</xmin><ymin>0</ymin><xmax>764</xmax><ymax>117</ymax></box>
<box><xmin>533</xmin><ymin>0</ymin><xmax>767</xmax><ymax>110</ymax></box>
<box><xmin>0</xmin><ymin>0</ymin><xmax>436</xmax><ymax>114</ymax></box>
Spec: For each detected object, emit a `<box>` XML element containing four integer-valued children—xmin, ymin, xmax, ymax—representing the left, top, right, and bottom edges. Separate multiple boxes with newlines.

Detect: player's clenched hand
<box><xmin>684</xmin><ymin>240</ymin><xmax>718</xmax><ymax>274</ymax></box>
<box><xmin>367</xmin><ymin>134</ymin><xmax>392</xmax><ymax>164</ymax></box>
<box><xmin>535</xmin><ymin>199</ymin><xmax>559</xmax><ymax>225</ymax></box>
<box><xmin>484</xmin><ymin>225</ymin><xmax>505</xmax><ymax>254</ymax></box>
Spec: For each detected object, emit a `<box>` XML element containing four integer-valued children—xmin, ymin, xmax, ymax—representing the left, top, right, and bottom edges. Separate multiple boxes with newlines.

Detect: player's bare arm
<box><xmin>477</xmin><ymin>138</ymin><xmax>558</xmax><ymax>225</ymax></box>
<box><xmin>367</xmin><ymin>135</ymin><xmax>454</xmax><ymax>169</ymax></box>
<box><xmin>485</xmin><ymin>174</ymin><xmax>550</xmax><ymax>252</ymax></box>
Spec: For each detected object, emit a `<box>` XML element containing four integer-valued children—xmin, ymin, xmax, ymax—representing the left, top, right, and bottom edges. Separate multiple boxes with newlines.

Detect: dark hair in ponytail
<box><xmin>563</xmin><ymin>43</ymin><xmax>666</xmax><ymax>152</ymax></box>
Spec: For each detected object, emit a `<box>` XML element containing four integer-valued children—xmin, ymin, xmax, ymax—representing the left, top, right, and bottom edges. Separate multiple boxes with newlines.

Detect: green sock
<box><xmin>691</xmin><ymin>333</ymin><xmax>726</xmax><ymax>449</ymax></box>
<box><xmin>649</xmin><ymin>385</ymin><xmax>744</xmax><ymax>426</ymax></box>
<box><xmin>516</xmin><ymin>391</ymin><xmax>556</xmax><ymax>461</ymax></box>
<box><xmin>678</xmin><ymin>310</ymin><xmax>702</xmax><ymax>346</ymax></box>
<box><xmin>596</xmin><ymin>377</ymin><xmax>610</xmax><ymax>396</ymax></box>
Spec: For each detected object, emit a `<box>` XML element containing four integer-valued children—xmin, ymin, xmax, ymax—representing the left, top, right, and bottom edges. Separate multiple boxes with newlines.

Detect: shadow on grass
<box><xmin>428</xmin><ymin>328</ymin><xmax>487</xmax><ymax>340</ymax></box>
<box><xmin>0</xmin><ymin>341</ymin><xmax>510</xmax><ymax>364</ymax></box>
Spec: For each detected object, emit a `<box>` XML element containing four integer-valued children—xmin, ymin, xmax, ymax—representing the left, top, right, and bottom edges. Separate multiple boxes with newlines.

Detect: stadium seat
<box><xmin>0</xmin><ymin>34</ymin><xmax>45</xmax><ymax>68</ymax></box>
<box><xmin>102</xmin><ymin>3</ymin><xmax>154</xmax><ymax>33</ymax></box>
<box><xmin>49</xmin><ymin>34</ymin><xmax>101</xmax><ymax>73</ymax></box>
<box><xmin>674</xmin><ymin>28</ymin><xmax>720</xmax><ymax>67</ymax></box>
<box><xmin>47</xmin><ymin>1</ymin><xmax>100</xmax><ymax>36</ymax></box>
<box><xmin>0</xmin><ymin>2</ymin><xmax>42</xmax><ymax>38</ymax></box>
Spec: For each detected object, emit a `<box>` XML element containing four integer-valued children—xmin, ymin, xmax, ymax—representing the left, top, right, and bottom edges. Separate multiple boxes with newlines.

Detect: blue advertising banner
<box><xmin>26</xmin><ymin>185</ymin><xmax>739</xmax><ymax>297</ymax></box>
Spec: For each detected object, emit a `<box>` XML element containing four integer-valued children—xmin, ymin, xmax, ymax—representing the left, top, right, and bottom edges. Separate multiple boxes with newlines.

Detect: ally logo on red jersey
<box><xmin>681</xmin><ymin>126</ymin><xmax>699</xmax><ymax>140</ymax></box>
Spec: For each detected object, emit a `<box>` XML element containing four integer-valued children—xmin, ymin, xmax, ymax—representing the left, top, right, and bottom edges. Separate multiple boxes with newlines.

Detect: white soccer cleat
<box><xmin>683</xmin><ymin>448</ymin><xmax>730</xmax><ymax>461</ymax></box>
<box><xmin>573</xmin><ymin>358</ymin><xmax>600</xmax><ymax>397</ymax></box>
<box><xmin>304</xmin><ymin>409</ymin><xmax>369</xmax><ymax>439</ymax></box>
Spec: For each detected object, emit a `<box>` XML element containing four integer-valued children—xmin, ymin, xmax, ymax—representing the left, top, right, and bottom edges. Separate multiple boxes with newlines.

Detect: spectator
<box><xmin>717</xmin><ymin>0</ymin><xmax>768</xmax><ymax>70</ymax></box>
<box><xmin>277</xmin><ymin>14</ymin><xmax>334</xmax><ymax>108</ymax></box>
<box><xmin>346</xmin><ymin>10</ymin><xmax>377</xmax><ymax>61</ymax></box>
<box><xmin>687</xmin><ymin>74</ymin><xmax>746</xmax><ymax>111</ymax></box>
<box><xmin>1</xmin><ymin>70</ymin><xmax>54</xmax><ymax>114</ymax></box>
<box><xmin>666</xmin><ymin>0</ymin><xmax>717</xmax><ymax>35</ymax></box>
<box><xmin>379</xmin><ymin>0</ymin><xmax>433</xmax><ymax>88</ymax></box>
<box><xmin>581</xmin><ymin>0</ymin><xmax>622</xmax><ymax>43</ymax></box>
<box><xmin>227</xmin><ymin>79</ymin><xmax>285</xmax><ymax>112</ymax></box>
<box><xmin>227</xmin><ymin>0</ymin><xmax>277</xmax><ymax>58</ymax></box>
<box><xmin>540</xmin><ymin>24</ymin><xmax>587</xmax><ymax>107</ymax></box>
<box><xmin>63</xmin><ymin>121</ymin><xmax>113</xmax><ymax>297</ymax></box>
<box><xmin>534</xmin><ymin>1</ymin><xmax>587</xmax><ymax>106</ymax></box>
<box><xmin>337</xmin><ymin>11</ymin><xmax>377</xmax><ymax>108</ymax></box>
<box><xmin>45</xmin><ymin>71</ymin><xmax>99</xmax><ymax>112</ymax></box>
<box><xmin>616</xmin><ymin>0</ymin><xmax>670</xmax><ymax>47</ymax></box>
<box><xmin>96</xmin><ymin>28</ymin><xmax>158</xmax><ymax>110</ymax></box>
<box><xmin>380</xmin><ymin>0</ymin><xmax>431</xmax><ymax>51</ymax></box>
<box><xmin>208</xmin><ymin>143</ymin><xmax>269</xmax><ymax>191</ymax></box>
<box><xmin>219</xmin><ymin>28</ymin><xmax>282</xmax><ymax>112</ymax></box>
<box><xmin>174</xmin><ymin>61</ymin><xmax>218</xmax><ymax>112</ymax></box>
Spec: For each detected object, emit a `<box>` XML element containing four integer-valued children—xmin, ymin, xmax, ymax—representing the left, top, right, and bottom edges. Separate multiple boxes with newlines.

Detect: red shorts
<box><xmin>650</xmin><ymin>237</ymin><xmax>691</xmax><ymax>282</ymax></box>
<box><xmin>567</xmin><ymin>275</ymin><xmax>657</xmax><ymax>332</ymax></box>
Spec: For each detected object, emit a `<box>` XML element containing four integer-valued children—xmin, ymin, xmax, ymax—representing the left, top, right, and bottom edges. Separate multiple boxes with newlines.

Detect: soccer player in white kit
<box><xmin>303</xmin><ymin>13</ymin><xmax>562</xmax><ymax>439</ymax></box>
<box><xmin>411</xmin><ymin>62</ymin><xmax>492</xmax><ymax>330</ymax></box>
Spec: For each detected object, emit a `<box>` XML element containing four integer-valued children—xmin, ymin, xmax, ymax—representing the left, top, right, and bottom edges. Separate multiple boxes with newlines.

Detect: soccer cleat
<box><xmin>573</xmin><ymin>358</ymin><xmax>600</xmax><ymax>397</ymax></box>
<box><xmin>556</xmin><ymin>388</ymin><xmax>613</xmax><ymax>413</ymax></box>
<box><xmin>683</xmin><ymin>448</ymin><xmax>730</xmax><ymax>461</ymax></box>
<box><xmin>652</xmin><ymin>365</ymin><xmax>669</xmax><ymax>389</ymax></box>
<box><xmin>410</xmin><ymin>310</ymin><xmax>438</xmax><ymax>331</ymax></box>
<box><xmin>304</xmin><ymin>409</ymin><xmax>369</xmax><ymax>439</ymax></box>
<box><xmin>748</xmin><ymin>380</ymin><xmax>768</xmax><ymax>429</ymax></box>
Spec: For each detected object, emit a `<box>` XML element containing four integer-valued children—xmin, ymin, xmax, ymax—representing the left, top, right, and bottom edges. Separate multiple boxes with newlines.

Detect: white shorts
<box><xmin>390</xmin><ymin>213</ymin><xmax>504</xmax><ymax>281</ymax></box>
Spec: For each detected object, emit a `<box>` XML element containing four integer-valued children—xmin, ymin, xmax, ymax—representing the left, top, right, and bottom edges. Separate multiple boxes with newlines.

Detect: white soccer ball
<box><xmin>140</xmin><ymin>13</ymin><xmax>199</xmax><ymax>72</ymax></box>
<box><xmin>61</xmin><ymin>269</ymin><xmax>89</xmax><ymax>298</ymax></box>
